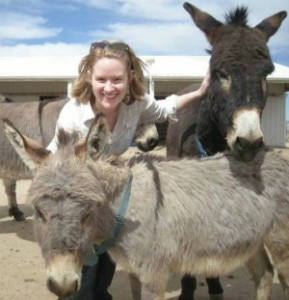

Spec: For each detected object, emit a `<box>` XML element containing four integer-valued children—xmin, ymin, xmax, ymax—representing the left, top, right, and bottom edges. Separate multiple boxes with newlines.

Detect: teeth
<box><xmin>104</xmin><ymin>95</ymin><xmax>116</xmax><ymax>99</ymax></box>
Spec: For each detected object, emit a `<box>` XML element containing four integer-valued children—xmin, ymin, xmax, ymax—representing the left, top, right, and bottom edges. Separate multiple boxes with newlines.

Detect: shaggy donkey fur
<box><xmin>4</xmin><ymin>115</ymin><xmax>289</xmax><ymax>300</ymax></box>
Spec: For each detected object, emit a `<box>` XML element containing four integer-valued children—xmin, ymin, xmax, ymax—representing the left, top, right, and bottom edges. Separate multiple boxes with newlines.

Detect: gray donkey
<box><xmin>4</xmin><ymin>115</ymin><xmax>289</xmax><ymax>300</ymax></box>
<box><xmin>0</xmin><ymin>99</ymin><xmax>159</xmax><ymax>220</ymax></box>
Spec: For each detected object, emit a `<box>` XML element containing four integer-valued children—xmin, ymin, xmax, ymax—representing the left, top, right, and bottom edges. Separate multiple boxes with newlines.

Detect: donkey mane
<box><xmin>126</xmin><ymin>153</ymin><xmax>178</xmax><ymax>167</ymax></box>
<box><xmin>225</xmin><ymin>6</ymin><xmax>249</xmax><ymax>26</ymax></box>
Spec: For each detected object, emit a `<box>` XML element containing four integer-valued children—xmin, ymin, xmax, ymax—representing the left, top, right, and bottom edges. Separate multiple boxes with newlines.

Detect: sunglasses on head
<box><xmin>89</xmin><ymin>41</ymin><xmax>134</xmax><ymax>70</ymax></box>
<box><xmin>90</xmin><ymin>41</ymin><xmax>130</xmax><ymax>53</ymax></box>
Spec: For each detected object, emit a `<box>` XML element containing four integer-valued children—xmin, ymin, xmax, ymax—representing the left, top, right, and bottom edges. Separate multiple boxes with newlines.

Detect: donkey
<box><xmin>166</xmin><ymin>3</ymin><xmax>287</xmax><ymax>299</ymax></box>
<box><xmin>0</xmin><ymin>99</ymin><xmax>159</xmax><ymax>221</ymax></box>
<box><xmin>4</xmin><ymin>114</ymin><xmax>289</xmax><ymax>300</ymax></box>
<box><xmin>167</xmin><ymin>2</ymin><xmax>287</xmax><ymax>161</ymax></box>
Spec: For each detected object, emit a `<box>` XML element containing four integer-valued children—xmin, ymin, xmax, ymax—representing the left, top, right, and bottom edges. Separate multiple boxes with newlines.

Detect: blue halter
<box><xmin>195</xmin><ymin>134</ymin><xmax>208</xmax><ymax>158</ymax></box>
<box><xmin>85</xmin><ymin>171</ymin><xmax>133</xmax><ymax>266</ymax></box>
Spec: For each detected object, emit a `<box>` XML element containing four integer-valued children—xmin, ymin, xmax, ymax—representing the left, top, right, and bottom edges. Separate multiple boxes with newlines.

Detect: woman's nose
<box><xmin>104</xmin><ymin>82</ymin><xmax>114</xmax><ymax>92</ymax></box>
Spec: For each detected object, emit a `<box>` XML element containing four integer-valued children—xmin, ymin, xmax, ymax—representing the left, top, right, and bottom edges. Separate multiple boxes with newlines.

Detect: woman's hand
<box><xmin>176</xmin><ymin>69</ymin><xmax>211</xmax><ymax>110</ymax></box>
<box><xmin>197</xmin><ymin>69</ymin><xmax>211</xmax><ymax>97</ymax></box>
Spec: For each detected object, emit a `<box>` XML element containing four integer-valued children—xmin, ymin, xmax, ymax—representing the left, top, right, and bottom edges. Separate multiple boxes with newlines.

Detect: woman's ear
<box><xmin>86</xmin><ymin>70</ymin><xmax>92</xmax><ymax>83</ymax></box>
<box><xmin>129</xmin><ymin>70</ymin><xmax>134</xmax><ymax>82</ymax></box>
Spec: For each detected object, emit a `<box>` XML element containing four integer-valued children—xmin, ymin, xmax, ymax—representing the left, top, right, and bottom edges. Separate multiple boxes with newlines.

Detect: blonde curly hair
<box><xmin>72</xmin><ymin>41</ymin><xmax>147</xmax><ymax>105</ymax></box>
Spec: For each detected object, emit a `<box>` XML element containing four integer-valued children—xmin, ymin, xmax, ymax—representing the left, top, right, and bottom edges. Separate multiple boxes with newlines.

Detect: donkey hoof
<box><xmin>210</xmin><ymin>294</ymin><xmax>224</xmax><ymax>300</ymax></box>
<box><xmin>9</xmin><ymin>207</ymin><xmax>25</xmax><ymax>221</ymax></box>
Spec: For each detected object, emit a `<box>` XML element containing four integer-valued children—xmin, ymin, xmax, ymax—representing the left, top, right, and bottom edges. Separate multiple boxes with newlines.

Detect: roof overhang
<box><xmin>0</xmin><ymin>56</ymin><xmax>288</xmax><ymax>84</ymax></box>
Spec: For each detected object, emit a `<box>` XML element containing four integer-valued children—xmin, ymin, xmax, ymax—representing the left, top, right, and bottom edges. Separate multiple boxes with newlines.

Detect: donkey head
<box><xmin>184</xmin><ymin>2</ymin><xmax>287</xmax><ymax>161</ymax></box>
<box><xmin>134</xmin><ymin>122</ymin><xmax>159</xmax><ymax>152</ymax></box>
<box><xmin>3</xmin><ymin>115</ymin><xmax>117</xmax><ymax>298</ymax></box>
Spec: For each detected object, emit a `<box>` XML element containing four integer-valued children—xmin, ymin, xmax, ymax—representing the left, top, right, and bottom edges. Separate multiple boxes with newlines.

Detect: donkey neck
<box><xmin>196</xmin><ymin>119</ymin><xmax>227</xmax><ymax>155</ymax></box>
<box><xmin>88</xmin><ymin>161</ymin><xmax>131</xmax><ymax>208</ymax></box>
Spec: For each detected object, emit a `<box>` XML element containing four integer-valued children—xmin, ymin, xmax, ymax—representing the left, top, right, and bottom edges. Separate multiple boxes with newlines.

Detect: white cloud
<box><xmin>0</xmin><ymin>13</ymin><xmax>61</xmax><ymax>40</ymax></box>
<box><xmin>69</xmin><ymin>0</ymin><xmax>111</xmax><ymax>9</ymax></box>
<box><xmin>0</xmin><ymin>0</ymin><xmax>287</xmax><ymax>66</ymax></box>
<box><xmin>118</xmin><ymin>0</ymin><xmax>185</xmax><ymax>21</ymax></box>
<box><xmin>101</xmin><ymin>0</ymin><xmax>289</xmax><ymax>24</ymax></box>
<box><xmin>89</xmin><ymin>22</ymin><xmax>209</xmax><ymax>55</ymax></box>
<box><xmin>89</xmin><ymin>7</ymin><xmax>288</xmax><ymax>58</ymax></box>
<box><xmin>0</xmin><ymin>43</ymin><xmax>87</xmax><ymax>57</ymax></box>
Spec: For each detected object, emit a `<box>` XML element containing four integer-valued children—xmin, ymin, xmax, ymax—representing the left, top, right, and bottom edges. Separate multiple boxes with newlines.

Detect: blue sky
<box><xmin>0</xmin><ymin>0</ymin><xmax>288</xmax><ymax>118</ymax></box>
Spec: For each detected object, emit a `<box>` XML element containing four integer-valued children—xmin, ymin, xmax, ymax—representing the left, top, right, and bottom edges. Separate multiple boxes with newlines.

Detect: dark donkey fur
<box><xmin>167</xmin><ymin>2</ymin><xmax>287</xmax><ymax>161</ymax></box>
<box><xmin>166</xmin><ymin>2</ymin><xmax>287</xmax><ymax>300</ymax></box>
<box><xmin>4</xmin><ymin>115</ymin><xmax>289</xmax><ymax>300</ymax></box>
<box><xmin>0</xmin><ymin>98</ymin><xmax>158</xmax><ymax>221</ymax></box>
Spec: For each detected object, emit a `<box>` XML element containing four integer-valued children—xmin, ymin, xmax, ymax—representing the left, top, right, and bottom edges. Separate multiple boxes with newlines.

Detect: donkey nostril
<box><xmin>149</xmin><ymin>138</ymin><xmax>158</xmax><ymax>148</ymax></box>
<box><xmin>252</xmin><ymin>137</ymin><xmax>264</xmax><ymax>150</ymax></box>
<box><xmin>47</xmin><ymin>277</ymin><xmax>78</xmax><ymax>298</ymax></box>
<box><xmin>235</xmin><ymin>137</ymin><xmax>248</xmax><ymax>151</ymax></box>
<box><xmin>235</xmin><ymin>136</ymin><xmax>264</xmax><ymax>152</ymax></box>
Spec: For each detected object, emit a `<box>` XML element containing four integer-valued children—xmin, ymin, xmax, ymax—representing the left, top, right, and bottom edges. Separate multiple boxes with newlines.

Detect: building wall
<box><xmin>262</xmin><ymin>95</ymin><xmax>286</xmax><ymax>147</ymax></box>
<box><xmin>0</xmin><ymin>81</ymin><xmax>68</xmax><ymax>100</ymax></box>
<box><xmin>0</xmin><ymin>80</ymin><xmax>287</xmax><ymax>147</ymax></box>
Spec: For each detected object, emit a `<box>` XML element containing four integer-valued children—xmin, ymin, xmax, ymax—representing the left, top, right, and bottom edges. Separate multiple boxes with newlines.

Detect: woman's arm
<box><xmin>46</xmin><ymin>99</ymin><xmax>80</xmax><ymax>152</ymax></box>
<box><xmin>176</xmin><ymin>70</ymin><xmax>210</xmax><ymax>110</ymax></box>
<box><xmin>139</xmin><ymin>70</ymin><xmax>210</xmax><ymax>124</ymax></box>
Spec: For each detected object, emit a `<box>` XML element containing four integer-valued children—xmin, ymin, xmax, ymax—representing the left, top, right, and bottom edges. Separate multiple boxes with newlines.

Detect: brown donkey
<box><xmin>4</xmin><ymin>115</ymin><xmax>289</xmax><ymax>300</ymax></box>
<box><xmin>166</xmin><ymin>3</ymin><xmax>287</xmax><ymax>299</ymax></box>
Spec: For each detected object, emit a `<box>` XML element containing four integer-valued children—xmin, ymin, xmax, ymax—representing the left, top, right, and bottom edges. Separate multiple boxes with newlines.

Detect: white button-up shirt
<box><xmin>47</xmin><ymin>93</ymin><xmax>178</xmax><ymax>155</ymax></box>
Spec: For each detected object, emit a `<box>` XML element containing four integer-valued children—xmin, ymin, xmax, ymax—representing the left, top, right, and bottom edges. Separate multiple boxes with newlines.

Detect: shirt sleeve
<box><xmin>46</xmin><ymin>100</ymin><xmax>78</xmax><ymax>152</ymax></box>
<box><xmin>139</xmin><ymin>93</ymin><xmax>179</xmax><ymax>124</ymax></box>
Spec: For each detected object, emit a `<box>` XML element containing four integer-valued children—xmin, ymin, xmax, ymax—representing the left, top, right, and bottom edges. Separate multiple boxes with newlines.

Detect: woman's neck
<box><xmin>105</xmin><ymin>110</ymin><xmax>119</xmax><ymax>132</ymax></box>
<box><xmin>91</xmin><ymin>100</ymin><xmax>120</xmax><ymax>132</ymax></box>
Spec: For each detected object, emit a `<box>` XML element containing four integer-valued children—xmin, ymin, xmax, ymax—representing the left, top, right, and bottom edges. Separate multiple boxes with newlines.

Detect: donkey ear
<box><xmin>3</xmin><ymin>119</ymin><xmax>50</xmax><ymax>171</ymax></box>
<box><xmin>183</xmin><ymin>2</ymin><xmax>223</xmax><ymax>44</ymax></box>
<box><xmin>255</xmin><ymin>11</ymin><xmax>287</xmax><ymax>41</ymax></box>
<box><xmin>82</xmin><ymin>113</ymin><xmax>110</xmax><ymax>161</ymax></box>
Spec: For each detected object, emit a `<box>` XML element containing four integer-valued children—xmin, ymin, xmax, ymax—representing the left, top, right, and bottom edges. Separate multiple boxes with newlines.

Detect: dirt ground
<box><xmin>0</xmin><ymin>146</ymin><xmax>289</xmax><ymax>300</ymax></box>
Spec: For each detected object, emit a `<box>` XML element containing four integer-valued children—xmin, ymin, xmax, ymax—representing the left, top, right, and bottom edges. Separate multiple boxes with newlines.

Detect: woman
<box><xmin>49</xmin><ymin>40</ymin><xmax>210</xmax><ymax>300</ymax></box>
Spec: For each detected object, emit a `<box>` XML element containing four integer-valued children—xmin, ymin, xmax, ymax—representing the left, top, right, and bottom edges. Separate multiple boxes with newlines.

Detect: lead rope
<box><xmin>84</xmin><ymin>170</ymin><xmax>133</xmax><ymax>266</ymax></box>
<box><xmin>195</xmin><ymin>134</ymin><xmax>208</xmax><ymax>158</ymax></box>
<box><xmin>194</xmin><ymin>95</ymin><xmax>208</xmax><ymax>158</ymax></box>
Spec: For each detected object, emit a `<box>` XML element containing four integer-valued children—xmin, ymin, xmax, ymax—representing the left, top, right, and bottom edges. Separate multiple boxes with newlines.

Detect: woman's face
<box><xmin>89</xmin><ymin>57</ymin><xmax>130</xmax><ymax>113</ymax></box>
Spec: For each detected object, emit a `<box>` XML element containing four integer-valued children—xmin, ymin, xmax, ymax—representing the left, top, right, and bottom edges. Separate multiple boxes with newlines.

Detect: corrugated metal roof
<box><xmin>0</xmin><ymin>55</ymin><xmax>288</xmax><ymax>82</ymax></box>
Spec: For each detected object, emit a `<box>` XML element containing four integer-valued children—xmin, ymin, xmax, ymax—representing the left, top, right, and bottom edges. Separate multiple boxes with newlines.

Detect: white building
<box><xmin>0</xmin><ymin>56</ymin><xmax>288</xmax><ymax>146</ymax></box>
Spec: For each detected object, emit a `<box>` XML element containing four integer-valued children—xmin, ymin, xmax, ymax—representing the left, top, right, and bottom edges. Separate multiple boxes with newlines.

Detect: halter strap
<box><xmin>195</xmin><ymin>134</ymin><xmax>208</xmax><ymax>158</ymax></box>
<box><xmin>84</xmin><ymin>170</ymin><xmax>133</xmax><ymax>266</ymax></box>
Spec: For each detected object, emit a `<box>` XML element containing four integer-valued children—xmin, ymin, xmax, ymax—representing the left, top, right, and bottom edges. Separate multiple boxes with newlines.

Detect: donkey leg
<box><xmin>246</xmin><ymin>246</ymin><xmax>273</xmax><ymax>300</ymax></box>
<box><xmin>137</xmin><ymin>271</ymin><xmax>167</xmax><ymax>300</ymax></box>
<box><xmin>206</xmin><ymin>277</ymin><xmax>224</xmax><ymax>300</ymax></box>
<box><xmin>265</xmin><ymin>235</ymin><xmax>289</xmax><ymax>299</ymax></box>
<box><xmin>141</xmin><ymin>280</ymin><xmax>166</xmax><ymax>300</ymax></box>
<box><xmin>178</xmin><ymin>275</ymin><xmax>196</xmax><ymax>300</ymax></box>
<box><xmin>179</xmin><ymin>276</ymin><xmax>223</xmax><ymax>300</ymax></box>
<box><xmin>277</xmin><ymin>273</ymin><xmax>289</xmax><ymax>300</ymax></box>
<box><xmin>129</xmin><ymin>273</ymin><xmax>141</xmax><ymax>300</ymax></box>
<box><xmin>3</xmin><ymin>179</ymin><xmax>25</xmax><ymax>221</ymax></box>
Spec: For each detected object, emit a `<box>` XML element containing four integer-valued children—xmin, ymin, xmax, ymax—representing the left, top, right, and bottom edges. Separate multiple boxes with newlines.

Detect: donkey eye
<box><xmin>217</xmin><ymin>70</ymin><xmax>229</xmax><ymax>81</ymax></box>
